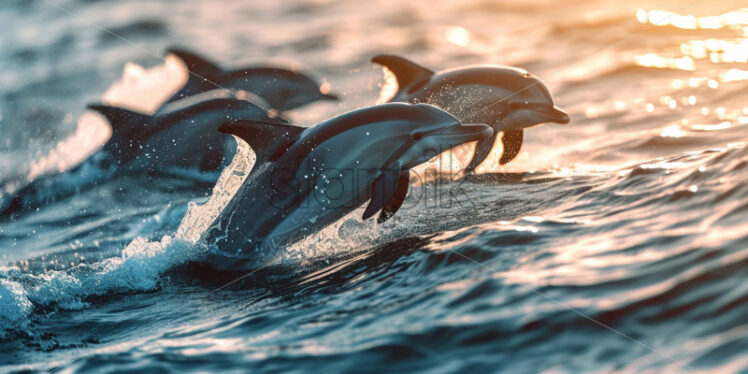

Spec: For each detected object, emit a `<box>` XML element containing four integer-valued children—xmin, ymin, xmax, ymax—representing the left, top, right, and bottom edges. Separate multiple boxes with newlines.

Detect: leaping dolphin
<box><xmin>165</xmin><ymin>47</ymin><xmax>340</xmax><ymax>111</ymax></box>
<box><xmin>89</xmin><ymin>90</ymin><xmax>287</xmax><ymax>171</ymax></box>
<box><xmin>202</xmin><ymin>103</ymin><xmax>493</xmax><ymax>270</ymax></box>
<box><xmin>1</xmin><ymin>92</ymin><xmax>285</xmax><ymax>217</ymax></box>
<box><xmin>372</xmin><ymin>55</ymin><xmax>569</xmax><ymax>172</ymax></box>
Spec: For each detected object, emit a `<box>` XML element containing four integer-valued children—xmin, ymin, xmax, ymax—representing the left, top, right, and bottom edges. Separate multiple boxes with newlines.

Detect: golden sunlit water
<box><xmin>0</xmin><ymin>1</ymin><xmax>747</xmax><ymax>373</ymax></box>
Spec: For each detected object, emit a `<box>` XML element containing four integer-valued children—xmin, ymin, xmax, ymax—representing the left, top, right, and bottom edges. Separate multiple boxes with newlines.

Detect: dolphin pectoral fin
<box><xmin>377</xmin><ymin>170</ymin><xmax>410</xmax><ymax>224</ymax></box>
<box><xmin>465</xmin><ymin>132</ymin><xmax>497</xmax><ymax>173</ymax></box>
<box><xmin>218</xmin><ymin>119</ymin><xmax>305</xmax><ymax>163</ymax></box>
<box><xmin>362</xmin><ymin>162</ymin><xmax>402</xmax><ymax>220</ymax></box>
<box><xmin>499</xmin><ymin>129</ymin><xmax>523</xmax><ymax>165</ymax></box>
<box><xmin>371</xmin><ymin>55</ymin><xmax>434</xmax><ymax>98</ymax></box>
<box><xmin>165</xmin><ymin>47</ymin><xmax>224</xmax><ymax>103</ymax></box>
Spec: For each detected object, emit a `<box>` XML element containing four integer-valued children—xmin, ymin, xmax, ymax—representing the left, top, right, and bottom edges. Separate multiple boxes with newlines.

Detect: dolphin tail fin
<box><xmin>371</xmin><ymin>55</ymin><xmax>434</xmax><ymax>98</ymax></box>
<box><xmin>218</xmin><ymin>119</ymin><xmax>305</xmax><ymax>164</ymax></box>
<box><xmin>499</xmin><ymin>129</ymin><xmax>523</xmax><ymax>165</ymax></box>
<box><xmin>87</xmin><ymin>104</ymin><xmax>153</xmax><ymax>163</ymax></box>
<box><xmin>165</xmin><ymin>47</ymin><xmax>224</xmax><ymax>103</ymax></box>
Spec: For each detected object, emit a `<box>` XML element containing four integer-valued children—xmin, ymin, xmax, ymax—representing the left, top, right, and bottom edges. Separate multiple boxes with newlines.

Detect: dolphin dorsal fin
<box><xmin>87</xmin><ymin>104</ymin><xmax>154</xmax><ymax>164</ymax></box>
<box><xmin>165</xmin><ymin>48</ymin><xmax>225</xmax><ymax>103</ymax></box>
<box><xmin>88</xmin><ymin>104</ymin><xmax>152</xmax><ymax>138</ymax></box>
<box><xmin>371</xmin><ymin>55</ymin><xmax>434</xmax><ymax>96</ymax></box>
<box><xmin>167</xmin><ymin>47</ymin><xmax>223</xmax><ymax>81</ymax></box>
<box><xmin>218</xmin><ymin>120</ymin><xmax>305</xmax><ymax>164</ymax></box>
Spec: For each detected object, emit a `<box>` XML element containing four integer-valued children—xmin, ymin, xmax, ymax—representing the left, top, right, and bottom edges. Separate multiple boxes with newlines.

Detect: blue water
<box><xmin>1</xmin><ymin>0</ymin><xmax>748</xmax><ymax>372</ymax></box>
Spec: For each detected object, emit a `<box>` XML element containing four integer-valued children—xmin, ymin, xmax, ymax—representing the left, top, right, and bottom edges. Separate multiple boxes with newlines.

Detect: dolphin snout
<box><xmin>510</xmin><ymin>101</ymin><xmax>570</xmax><ymax>125</ymax></box>
<box><xmin>539</xmin><ymin>105</ymin><xmax>570</xmax><ymax>124</ymax></box>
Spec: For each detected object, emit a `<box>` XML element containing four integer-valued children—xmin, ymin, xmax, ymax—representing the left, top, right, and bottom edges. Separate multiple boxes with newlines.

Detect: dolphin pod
<box><xmin>1</xmin><ymin>48</ymin><xmax>337</xmax><ymax>217</ymax></box>
<box><xmin>202</xmin><ymin>103</ymin><xmax>492</xmax><ymax>270</ymax></box>
<box><xmin>5</xmin><ymin>49</ymin><xmax>569</xmax><ymax>263</ymax></box>
<box><xmin>372</xmin><ymin>55</ymin><xmax>569</xmax><ymax>172</ymax></box>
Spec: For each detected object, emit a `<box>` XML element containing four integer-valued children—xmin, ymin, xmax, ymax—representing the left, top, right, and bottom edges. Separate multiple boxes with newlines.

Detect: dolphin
<box><xmin>0</xmin><ymin>92</ymin><xmax>285</xmax><ymax>217</ymax></box>
<box><xmin>372</xmin><ymin>55</ymin><xmax>569</xmax><ymax>172</ymax></box>
<box><xmin>201</xmin><ymin>103</ymin><xmax>493</xmax><ymax>270</ymax></box>
<box><xmin>165</xmin><ymin>47</ymin><xmax>340</xmax><ymax>111</ymax></box>
<box><xmin>89</xmin><ymin>90</ymin><xmax>288</xmax><ymax>171</ymax></box>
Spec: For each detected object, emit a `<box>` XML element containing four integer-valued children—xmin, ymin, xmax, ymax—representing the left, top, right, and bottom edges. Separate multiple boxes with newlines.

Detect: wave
<box><xmin>0</xmin><ymin>236</ymin><xmax>203</xmax><ymax>337</ymax></box>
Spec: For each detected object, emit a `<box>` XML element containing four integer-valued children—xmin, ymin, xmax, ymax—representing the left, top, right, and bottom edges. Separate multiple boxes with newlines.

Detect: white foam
<box><xmin>0</xmin><ymin>134</ymin><xmax>255</xmax><ymax>335</ymax></box>
<box><xmin>23</xmin><ymin>57</ymin><xmax>185</xmax><ymax>184</ymax></box>
<box><xmin>101</xmin><ymin>55</ymin><xmax>187</xmax><ymax>114</ymax></box>
<box><xmin>0</xmin><ymin>235</ymin><xmax>208</xmax><ymax>335</ymax></box>
<box><xmin>280</xmin><ymin>180</ymin><xmax>466</xmax><ymax>263</ymax></box>
<box><xmin>0</xmin><ymin>278</ymin><xmax>32</xmax><ymax>337</ymax></box>
<box><xmin>176</xmin><ymin>136</ymin><xmax>256</xmax><ymax>244</ymax></box>
<box><xmin>0</xmin><ymin>56</ymin><xmax>248</xmax><ymax>335</ymax></box>
<box><xmin>0</xmin><ymin>140</ymin><xmax>251</xmax><ymax>334</ymax></box>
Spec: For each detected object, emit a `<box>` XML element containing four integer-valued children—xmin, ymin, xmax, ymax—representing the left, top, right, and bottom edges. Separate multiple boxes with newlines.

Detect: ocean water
<box><xmin>1</xmin><ymin>0</ymin><xmax>747</xmax><ymax>372</ymax></box>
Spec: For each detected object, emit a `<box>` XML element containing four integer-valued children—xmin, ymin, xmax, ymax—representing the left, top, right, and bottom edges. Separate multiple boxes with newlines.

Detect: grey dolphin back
<box><xmin>89</xmin><ymin>96</ymin><xmax>282</xmax><ymax>169</ymax></box>
<box><xmin>371</xmin><ymin>55</ymin><xmax>434</xmax><ymax>97</ymax></box>
<box><xmin>165</xmin><ymin>48</ymin><xmax>335</xmax><ymax>112</ymax></box>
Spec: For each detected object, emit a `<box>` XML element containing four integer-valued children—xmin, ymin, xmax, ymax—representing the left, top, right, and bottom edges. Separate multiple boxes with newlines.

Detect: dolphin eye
<box><xmin>411</xmin><ymin>131</ymin><xmax>424</xmax><ymax>141</ymax></box>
